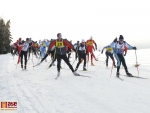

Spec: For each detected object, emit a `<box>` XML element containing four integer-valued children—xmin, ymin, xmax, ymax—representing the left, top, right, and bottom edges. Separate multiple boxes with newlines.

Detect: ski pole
<box><xmin>32</xmin><ymin>52</ymin><xmax>34</xmax><ymax>70</ymax></box>
<box><xmin>46</xmin><ymin>58</ymin><xmax>52</xmax><ymax>68</ymax></box>
<box><xmin>110</xmin><ymin>60</ymin><xmax>114</xmax><ymax>77</ymax></box>
<box><xmin>86</xmin><ymin>55</ymin><xmax>89</xmax><ymax>70</ymax></box>
<box><xmin>97</xmin><ymin>53</ymin><xmax>102</xmax><ymax>59</ymax></box>
<box><xmin>72</xmin><ymin>52</ymin><xmax>76</xmax><ymax>65</ymax></box>
<box><xmin>72</xmin><ymin>59</ymin><xmax>76</xmax><ymax>66</ymax></box>
<box><xmin>135</xmin><ymin>50</ymin><xmax>139</xmax><ymax>76</ymax></box>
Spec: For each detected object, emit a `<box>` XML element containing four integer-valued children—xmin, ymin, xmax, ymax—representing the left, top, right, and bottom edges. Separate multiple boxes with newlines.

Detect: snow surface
<box><xmin>0</xmin><ymin>49</ymin><xmax>150</xmax><ymax>113</ymax></box>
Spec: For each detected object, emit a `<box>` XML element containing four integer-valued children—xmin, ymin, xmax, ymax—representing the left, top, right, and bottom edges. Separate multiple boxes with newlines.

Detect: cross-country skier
<box><xmin>86</xmin><ymin>36</ymin><xmax>98</xmax><ymax>66</ymax></box>
<box><xmin>66</xmin><ymin>40</ymin><xmax>72</xmax><ymax>62</ymax></box>
<box><xmin>48</xmin><ymin>33</ymin><xmax>80</xmax><ymax>76</ymax></box>
<box><xmin>40</xmin><ymin>43</ymin><xmax>47</xmax><ymax>62</ymax></box>
<box><xmin>74</xmin><ymin>41</ymin><xmax>80</xmax><ymax>60</ymax></box>
<box><xmin>101</xmin><ymin>45</ymin><xmax>117</xmax><ymax>68</ymax></box>
<box><xmin>28</xmin><ymin>38</ymin><xmax>38</xmax><ymax>60</ymax></box>
<box><xmin>20</xmin><ymin>38</ymin><xmax>29</xmax><ymax>70</ymax></box>
<box><xmin>75</xmin><ymin>39</ymin><xmax>88</xmax><ymax>71</ymax></box>
<box><xmin>111</xmin><ymin>35</ymin><xmax>137</xmax><ymax>77</ymax></box>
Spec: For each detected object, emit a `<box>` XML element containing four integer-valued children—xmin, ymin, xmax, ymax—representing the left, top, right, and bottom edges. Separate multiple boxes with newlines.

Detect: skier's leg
<box><xmin>120</xmin><ymin>54</ymin><xmax>129</xmax><ymax>73</ymax></box>
<box><xmin>24</xmin><ymin>51</ymin><xmax>27</xmax><ymax>69</ymax></box>
<box><xmin>83</xmin><ymin>54</ymin><xmax>87</xmax><ymax>70</ymax></box>
<box><xmin>75</xmin><ymin>55</ymin><xmax>82</xmax><ymax>70</ymax></box>
<box><xmin>56</xmin><ymin>54</ymin><xmax>61</xmax><ymax>72</ymax></box>
<box><xmin>62</xmin><ymin>54</ymin><xmax>75</xmax><ymax>72</ymax></box>
<box><xmin>110</xmin><ymin>53</ymin><xmax>116</xmax><ymax>67</ymax></box>
<box><xmin>105</xmin><ymin>52</ymin><xmax>109</xmax><ymax>66</ymax></box>
<box><xmin>91</xmin><ymin>52</ymin><xmax>97</xmax><ymax>61</ymax></box>
<box><xmin>114</xmin><ymin>54</ymin><xmax>121</xmax><ymax>73</ymax></box>
<box><xmin>20</xmin><ymin>51</ymin><xmax>23</xmax><ymax>68</ymax></box>
<box><xmin>28</xmin><ymin>47</ymin><xmax>31</xmax><ymax>59</ymax></box>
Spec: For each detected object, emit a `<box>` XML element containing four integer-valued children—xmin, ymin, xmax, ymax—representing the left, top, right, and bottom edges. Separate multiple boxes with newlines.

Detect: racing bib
<box><xmin>56</xmin><ymin>40</ymin><xmax>65</xmax><ymax>48</ymax></box>
<box><xmin>106</xmin><ymin>47</ymin><xmax>112</xmax><ymax>52</ymax></box>
<box><xmin>87</xmin><ymin>41</ymin><xmax>93</xmax><ymax>45</ymax></box>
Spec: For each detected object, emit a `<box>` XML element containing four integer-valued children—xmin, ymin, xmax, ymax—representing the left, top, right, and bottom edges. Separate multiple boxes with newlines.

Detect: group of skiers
<box><xmin>12</xmin><ymin>33</ymin><xmax>137</xmax><ymax>78</ymax></box>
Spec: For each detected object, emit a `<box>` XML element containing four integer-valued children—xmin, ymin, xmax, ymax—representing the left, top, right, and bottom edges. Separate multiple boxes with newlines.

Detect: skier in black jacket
<box><xmin>75</xmin><ymin>39</ymin><xmax>88</xmax><ymax>71</ymax></box>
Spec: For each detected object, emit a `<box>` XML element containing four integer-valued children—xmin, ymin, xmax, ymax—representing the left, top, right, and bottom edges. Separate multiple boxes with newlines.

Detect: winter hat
<box><xmin>26</xmin><ymin>38</ymin><xmax>29</xmax><ymax>41</ymax></box>
<box><xmin>81</xmin><ymin>39</ymin><xmax>85</xmax><ymax>43</ymax></box>
<box><xmin>119</xmin><ymin>35</ymin><xmax>124</xmax><ymax>41</ymax></box>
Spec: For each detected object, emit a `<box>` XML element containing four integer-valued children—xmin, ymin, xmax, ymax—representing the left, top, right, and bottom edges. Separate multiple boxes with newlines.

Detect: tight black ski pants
<box><xmin>57</xmin><ymin>54</ymin><xmax>74</xmax><ymax>72</ymax></box>
<box><xmin>76</xmin><ymin>54</ymin><xmax>86</xmax><ymax>69</ymax></box>
<box><xmin>105</xmin><ymin>52</ymin><xmax>116</xmax><ymax>66</ymax></box>
<box><xmin>115</xmin><ymin>53</ymin><xmax>128</xmax><ymax>73</ymax></box>
<box><xmin>20</xmin><ymin>50</ymin><xmax>28</xmax><ymax>66</ymax></box>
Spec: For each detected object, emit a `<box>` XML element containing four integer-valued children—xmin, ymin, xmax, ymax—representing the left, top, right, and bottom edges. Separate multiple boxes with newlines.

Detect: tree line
<box><xmin>0</xmin><ymin>17</ymin><xmax>12</xmax><ymax>54</ymax></box>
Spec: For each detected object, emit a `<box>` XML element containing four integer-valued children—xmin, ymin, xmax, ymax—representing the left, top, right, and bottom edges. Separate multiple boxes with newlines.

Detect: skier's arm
<box><xmin>48</xmin><ymin>40</ymin><xmax>56</xmax><ymax>51</ymax></box>
<box><xmin>63</xmin><ymin>39</ymin><xmax>76</xmax><ymax>52</ymax></box>
<box><xmin>41</xmin><ymin>50</ymin><xmax>51</xmax><ymax>62</ymax></box>
<box><xmin>101</xmin><ymin>46</ymin><xmax>107</xmax><ymax>54</ymax></box>
<box><xmin>124</xmin><ymin>41</ymin><xmax>136</xmax><ymax>50</ymax></box>
<box><xmin>93</xmin><ymin>40</ymin><xmax>97</xmax><ymax>50</ymax></box>
<box><xmin>85</xmin><ymin>45</ymin><xmax>88</xmax><ymax>55</ymax></box>
<box><xmin>110</xmin><ymin>42</ymin><xmax>117</xmax><ymax>55</ymax></box>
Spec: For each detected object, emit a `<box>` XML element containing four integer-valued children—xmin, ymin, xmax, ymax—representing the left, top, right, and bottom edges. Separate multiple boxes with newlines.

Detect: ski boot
<box><xmin>83</xmin><ymin>67</ymin><xmax>87</xmax><ymax>71</ymax></box>
<box><xmin>114</xmin><ymin>65</ymin><xmax>117</xmax><ymax>68</ymax></box>
<box><xmin>57</xmin><ymin>71</ymin><xmax>60</xmax><ymax>76</ymax></box>
<box><xmin>21</xmin><ymin>64</ymin><xmax>23</xmax><ymax>69</ymax></box>
<box><xmin>24</xmin><ymin>65</ymin><xmax>27</xmax><ymax>70</ymax></box>
<box><xmin>73</xmin><ymin>72</ymin><xmax>80</xmax><ymax>76</ymax></box>
<box><xmin>75</xmin><ymin>68</ymin><xmax>78</xmax><ymax>71</ymax></box>
<box><xmin>106</xmin><ymin>64</ymin><xmax>108</xmax><ymax>68</ymax></box>
<box><xmin>95</xmin><ymin>59</ymin><xmax>98</xmax><ymax>61</ymax></box>
<box><xmin>126</xmin><ymin>72</ymin><xmax>133</xmax><ymax>77</ymax></box>
<box><xmin>116</xmin><ymin>72</ymin><xmax>120</xmax><ymax>77</ymax></box>
<box><xmin>48</xmin><ymin>64</ymin><xmax>52</xmax><ymax>68</ymax></box>
<box><xmin>91</xmin><ymin>62</ymin><xmax>95</xmax><ymax>66</ymax></box>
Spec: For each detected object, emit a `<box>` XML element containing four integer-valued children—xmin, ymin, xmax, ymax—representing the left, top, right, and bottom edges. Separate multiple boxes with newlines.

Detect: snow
<box><xmin>0</xmin><ymin>49</ymin><xmax>150</xmax><ymax>113</ymax></box>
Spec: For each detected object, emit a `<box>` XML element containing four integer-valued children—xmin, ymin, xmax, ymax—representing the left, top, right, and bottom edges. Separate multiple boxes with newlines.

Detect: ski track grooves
<box><xmin>13</xmin><ymin>71</ymin><xmax>47</xmax><ymax>113</ymax></box>
<box><xmin>51</xmin><ymin>72</ymin><xmax>116</xmax><ymax>113</ymax></box>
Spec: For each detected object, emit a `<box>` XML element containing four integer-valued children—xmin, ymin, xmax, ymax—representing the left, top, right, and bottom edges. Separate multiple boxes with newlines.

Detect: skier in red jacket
<box><xmin>86</xmin><ymin>36</ymin><xmax>98</xmax><ymax>66</ymax></box>
<box><xmin>48</xmin><ymin>33</ymin><xmax>80</xmax><ymax>77</ymax></box>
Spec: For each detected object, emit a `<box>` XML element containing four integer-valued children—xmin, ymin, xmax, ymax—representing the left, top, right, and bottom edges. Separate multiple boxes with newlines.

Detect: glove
<box><xmin>124</xmin><ymin>54</ymin><xmax>126</xmax><ymax>56</ymax></box>
<box><xmin>95</xmin><ymin>47</ymin><xmax>97</xmax><ymax>50</ymax></box>
<box><xmin>101</xmin><ymin>51</ymin><xmax>103</xmax><ymax>54</ymax></box>
<box><xmin>113</xmin><ymin>38</ymin><xmax>117</xmax><ymax>42</ymax></box>
<box><xmin>133</xmin><ymin>47</ymin><xmax>137</xmax><ymax>50</ymax></box>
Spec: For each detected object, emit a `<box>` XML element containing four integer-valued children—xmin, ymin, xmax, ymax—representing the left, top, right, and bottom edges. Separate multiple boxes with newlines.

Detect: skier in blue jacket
<box><xmin>40</xmin><ymin>44</ymin><xmax>47</xmax><ymax>62</ymax></box>
<box><xmin>110</xmin><ymin>35</ymin><xmax>136</xmax><ymax>77</ymax></box>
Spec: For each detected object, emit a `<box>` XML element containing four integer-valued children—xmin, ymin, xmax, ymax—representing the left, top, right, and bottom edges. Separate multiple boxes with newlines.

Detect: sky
<box><xmin>0</xmin><ymin>0</ymin><xmax>150</xmax><ymax>49</ymax></box>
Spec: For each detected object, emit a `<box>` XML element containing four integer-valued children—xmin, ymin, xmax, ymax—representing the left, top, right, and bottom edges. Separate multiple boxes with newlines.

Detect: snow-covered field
<box><xmin>0</xmin><ymin>49</ymin><xmax>150</xmax><ymax>113</ymax></box>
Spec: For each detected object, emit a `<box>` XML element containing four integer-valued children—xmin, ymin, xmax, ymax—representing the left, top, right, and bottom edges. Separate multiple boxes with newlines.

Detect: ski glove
<box><xmin>113</xmin><ymin>38</ymin><xmax>117</xmax><ymax>42</ymax></box>
<box><xmin>133</xmin><ymin>47</ymin><xmax>137</xmax><ymax>50</ymax></box>
<box><xmin>101</xmin><ymin>51</ymin><xmax>103</xmax><ymax>54</ymax></box>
